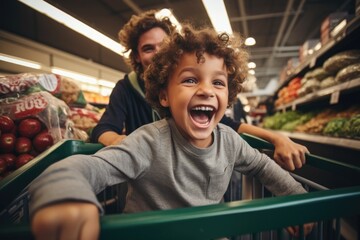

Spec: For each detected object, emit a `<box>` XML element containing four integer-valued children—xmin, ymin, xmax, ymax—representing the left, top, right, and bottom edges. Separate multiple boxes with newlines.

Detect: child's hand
<box><xmin>31</xmin><ymin>202</ymin><xmax>100</xmax><ymax>240</ymax></box>
<box><xmin>286</xmin><ymin>222</ymin><xmax>314</xmax><ymax>237</ymax></box>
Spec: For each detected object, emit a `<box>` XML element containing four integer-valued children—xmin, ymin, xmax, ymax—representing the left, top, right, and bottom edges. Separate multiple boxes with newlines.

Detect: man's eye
<box><xmin>142</xmin><ymin>47</ymin><xmax>155</xmax><ymax>53</ymax></box>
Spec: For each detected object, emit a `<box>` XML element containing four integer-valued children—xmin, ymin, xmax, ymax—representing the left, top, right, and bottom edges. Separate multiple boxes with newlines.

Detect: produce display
<box><xmin>262</xmin><ymin>106</ymin><xmax>360</xmax><ymax>139</ymax></box>
<box><xmin>323</xmin><ymin>50</ymin><xmax>360</xmax><ymax>74</ymax></box>
<box><xmin>335</xmin><ymin>63</ymin><xmax>360</xmax><ymax>83</ymax></box>
<box><xmin>0</xmin><ymin>72</ymin><xmax>103</xmax><ymax>180</ymax></box>
<box><xmin>275</xmin><ymin>77</ymin><xmax>301</xmax><ymax>106</ymax></box>
<box><xmin>262</xmin><ymin>111</ymin><xmax>302</xmax><ymax>130</ymax></box>
<box><xmin>275</xmin><ymin>49</ymin><xmax>360</xmax><ymax>108</ymax></box>
<box><xmin>0</xmin><ymin>115</ymin><xmax>53</xmax><ymax>177</ymax></box>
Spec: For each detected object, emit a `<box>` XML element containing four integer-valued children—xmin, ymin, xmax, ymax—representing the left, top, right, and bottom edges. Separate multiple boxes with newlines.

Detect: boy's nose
<box><xmin>197</xmin><ymin>82</ymin><xmax>215</xmax><ymax>97</ymax></box>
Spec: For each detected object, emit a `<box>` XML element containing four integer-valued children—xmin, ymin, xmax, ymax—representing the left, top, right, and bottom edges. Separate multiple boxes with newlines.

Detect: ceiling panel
<box><xmin>0</xmin><ymin>0</ymin><xmax>356</xmax><ymax>89</ymax></box>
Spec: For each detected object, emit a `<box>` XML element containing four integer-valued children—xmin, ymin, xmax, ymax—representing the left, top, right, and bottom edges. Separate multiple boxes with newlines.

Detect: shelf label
<box><xmin>330</xmin><ymin>90</ymin><xmax>340</xmax><ymax>104</ymax></box>
<box><xmin>291</xmin><ymin>102</ymin><xmax>296</xmax><ymax>111</ymax></box>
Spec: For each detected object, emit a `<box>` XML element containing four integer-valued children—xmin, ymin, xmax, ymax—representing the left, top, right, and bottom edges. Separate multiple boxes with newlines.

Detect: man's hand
<box><xmin>98</xmin><ymin>131</ymin><xmax>127</xmax><ymax>146</ymax></box>
<box><xmin>272</xmin><ymin>135</ymin><xmax>309</xmax><ymax>171</ymax></box>
<box><xmin>32</xmin><ymin>202</ymin><xmax>100</xmax><ymax>240</ymax></box>
<box><xmin>237</xmin><ymin>123</ymin><xmax>309</xmax><ymax>171</ymax></box>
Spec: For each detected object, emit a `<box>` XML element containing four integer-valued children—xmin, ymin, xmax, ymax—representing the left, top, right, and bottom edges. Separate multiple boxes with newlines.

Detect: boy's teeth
<box><xmin>193</xmin><ymin>106</ymin><xmax>214</xmax><ymax>111</ymax></box>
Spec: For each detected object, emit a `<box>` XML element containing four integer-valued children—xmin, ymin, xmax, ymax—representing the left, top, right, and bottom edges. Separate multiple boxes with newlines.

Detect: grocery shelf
<box><xmin>276</xmin><ymin>131</ymin><xmax>360</xmax><ymax>150</ymax></box>
<box><xmin>275</xmin><ymin>15</ymin><xmax>360</xmax><ymax>95</ymax></box>
<box><xmin>275</xmin><ymin>78</ymin><xmax>360</xmax><ymax>111</ymax></box>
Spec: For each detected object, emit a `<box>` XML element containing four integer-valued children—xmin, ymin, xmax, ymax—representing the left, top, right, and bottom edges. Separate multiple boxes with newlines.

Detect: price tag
<box><xmin>330</xmin><ymin>90</ymin><xmax>340</xmax><ymax>104</ymax></box>
<box><xmin>292</xmin><ymin>102</ymin><xmax>296</xmax><ymax>111</ymax></box>
<box><xmin>309</xmin><ymin>57</ymin><xmax>316</xmax><ymax>68</ymax></box>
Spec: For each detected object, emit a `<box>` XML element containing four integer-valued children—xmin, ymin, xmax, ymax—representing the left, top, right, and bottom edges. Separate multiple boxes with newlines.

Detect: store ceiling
<box><xmin>0</xmin><ymin>0</ymin><xmax>356</xmax><ymax>89</ymax></box>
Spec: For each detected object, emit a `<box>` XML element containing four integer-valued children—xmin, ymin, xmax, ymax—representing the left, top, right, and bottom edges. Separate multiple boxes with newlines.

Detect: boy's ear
<box><xmin>159</xmin><ymin>90</ymin><xmax>169</xmax><ymax>107</ymax></box>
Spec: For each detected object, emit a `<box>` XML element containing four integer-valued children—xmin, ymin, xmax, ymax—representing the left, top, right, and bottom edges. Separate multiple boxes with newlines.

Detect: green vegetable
<box><xmin>323</xmin><ymin>118</ymin><xmax>347</xmax><ymax>137</ymax></box>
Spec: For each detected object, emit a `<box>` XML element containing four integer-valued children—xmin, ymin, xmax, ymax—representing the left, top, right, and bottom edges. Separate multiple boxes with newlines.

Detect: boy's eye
<box><xmin>183</xmin><ymin>78</ymin><xmax>197</xmax><ymax>84</ymax></box>
<box><xmin>213</xmin><ymin>79</ymin><xmax>226</xmax><ymax>87</ymax></box>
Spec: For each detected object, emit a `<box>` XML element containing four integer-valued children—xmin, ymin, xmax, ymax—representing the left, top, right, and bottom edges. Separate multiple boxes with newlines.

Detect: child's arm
<box><xmin>237</xmin><ymin>123</ymin><xmax>309</xmax><ymax>171</ymax></box>
<box><xmin>32</xmin><ymin>202</ymin><xmax>99</xmax><ymax>240</ymax></box>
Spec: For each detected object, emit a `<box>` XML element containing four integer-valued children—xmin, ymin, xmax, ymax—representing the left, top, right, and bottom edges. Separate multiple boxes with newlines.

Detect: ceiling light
<box><xmin>98</xmin><ymin>79</ymin><xmax>116</xmax><ymax>88</ymax></box>
<box><xmin>248</xmin><ymin>69</ymin><xmax>255</xmax><ymax>75</ymax></box>
<box><xmin>248</xmin><ymin>62</ymin><xmax>256</xmax><ymax>69</ymax></box>
<box><xmin>245</xmin><ymin>37</ymin><xmax>256</xmax><ymax>46</ymax></box>
<box><xmin>81</xmin><ymin>84</ymin><xmax>100</xmax><ymax>94</ymax></box>
<box><xmin>0</xmin><ymin>53</ymin><xmax>42</xmax><ymax>69</ymax></box>
<box><xmin>202</xmin><ymin>0</ymin><xmax>233</xmax><ymax>34</ymax></box>
<box><xmin>18</xmin><ymin>0</ymin><xmax>127</xmax><ymax>57</ymax></box>
<box><xmin>51</xmin><ymin>67</ymin><xmax>98</xmax><ymax>85</ymax></box>
<box><xmin>156</xmin><ymin>8</ymin><xmax>182</xmax><ymax>32</ymax></box>
<box><xmin>100</xmin><ymin>87</ymin><xmax>113</xmax><ymax>96</ymax></box>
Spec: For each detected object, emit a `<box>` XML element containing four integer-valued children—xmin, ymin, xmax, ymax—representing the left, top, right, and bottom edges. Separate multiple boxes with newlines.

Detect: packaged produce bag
<box><xmin>0</xmin><ymin>73</ymin><xmax>87</xmax><ymax>107</ymax></box>
<box><xmin>0</xmin><ymin>73</ymin><xmax>60</xmax><ymax>97</ymax></box>
<box><xmin>0</xmin><ymin>91</ymin><xmax>74</xmax><ymax>144</ymax></box>
<box><xmin>0</xmin><ymin>91</ymin><xmax>76</xmax><ymax>178</ymax></box>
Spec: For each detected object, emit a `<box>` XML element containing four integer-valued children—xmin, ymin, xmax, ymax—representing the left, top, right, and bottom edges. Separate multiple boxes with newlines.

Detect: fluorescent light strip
<box><xmin>18</xmin><ymin>0</ymin><xmax>127</xmax><ymax>56</ymax></box>
<box><xmin>98</xmin><ymin>79</ymin><xmax>116</xmax><ymax>88</ymax></box>
<box><xmin>100</xmin><ymin>87</ymin><xmax>113</xmax><ymax>96</ymax></box>
<box><xmin>0</xmin><ymin>53</ymin><xmax>42</xmax><ymax>69</ymax></box>
<box><xmin>51</xmin><ymin>67</ymin><xmax>116</xmax><ymax>89</ymax></box>
<box><xmin>51</xmin><ymin>67</ymin><xmax>98</xmax><ymax>85</ymax></box>
<box><xmin>18</xmin><ymin>1</ymin><xmax>182</xmax><ymax>58</ymax></box>
<box><xmin>202</xmin><ymin>0</ymin><xmax>233</xmax><ymax>34</ymax></box>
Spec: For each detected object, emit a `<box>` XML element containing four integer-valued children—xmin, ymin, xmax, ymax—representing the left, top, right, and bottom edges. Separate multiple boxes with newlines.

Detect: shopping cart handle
<box><xmin>240</xmin><ymin>133</ymin><xmax>275</xmax><ymax>150</ymax></box>
<box><xmin>240</xmin><ymin>133</ymin><xmax>360</xmax><ymax>176</ymax></box>
<box><xmin>72</xmin><ymin>141</ymin><xmax>104</xmax><ymax>155</ymax></box>
<box><xmin>1</xmin><ymin>186</ymin><xmax>359</xmax><ymax>240</ymax></box>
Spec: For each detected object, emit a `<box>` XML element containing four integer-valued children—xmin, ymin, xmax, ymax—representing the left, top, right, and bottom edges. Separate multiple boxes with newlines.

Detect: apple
<box><xmin>0</xmin><ymin>116</ymin><xmax>15</xmax><ymax>133</ymax></box>
<box><xmin>11</xmin><ymin>124</ymin><xmax>17</xmax><ymax>137</ymax></box>
<box><xmin>15</xmin><ymin>153</ymin><xmax>34</xmax><ymax>169</ymax></box>
<box><xmin>0</xmin><ymin>133</ymin><xmax>16</xmax><ymax>153</ymax></box>
<box><xmin>0</xmin><ymin>153</ymin><xmax>17</xmax><ymax>170</ymax></box>
<box><xmin>18</xmin><ymin>118</ymin><xmax>42</xmax><ymax>138</ymax></box>
<box><xmin>15</xmin><ymin>137</ymin><xmax>32</xmax><ymax>154</ymax></box>
<box><xmin>33</xmin><ymin>131</ymin><xmax>53</xmax><ymax>153</ymax></box>
<box><xmin>0</xmin><ymin>158</ymin><xmax>7</xmax><ymax>174</ymax></box>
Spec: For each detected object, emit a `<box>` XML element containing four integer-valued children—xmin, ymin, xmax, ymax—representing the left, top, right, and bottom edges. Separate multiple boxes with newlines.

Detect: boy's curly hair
<box><xmin>144</xmin><ymin>24</ymin><xmax>249</xmax><ymax>118</ymax></box>
<box><xmin>118</xmin><ymin>9</ymin><xmax>176</xmax><ymax>75</ymax></box>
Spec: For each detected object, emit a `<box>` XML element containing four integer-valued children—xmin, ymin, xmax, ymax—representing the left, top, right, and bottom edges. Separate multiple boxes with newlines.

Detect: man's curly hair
<box><xmin>144</xmin><ymin>24</ymin><xmax>249</xmax><ymax>118</ymax></box>
<box><xmin>118</xmin><ymin>9</ymin><xmax>176</xmax><ymax>75</ymax></box>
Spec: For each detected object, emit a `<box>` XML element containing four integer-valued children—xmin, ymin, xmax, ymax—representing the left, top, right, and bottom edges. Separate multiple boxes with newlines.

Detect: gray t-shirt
<box><xmin>29</xmin><ymin>118</ymin><xmax>306</xmax><ymax>215</ymax></box>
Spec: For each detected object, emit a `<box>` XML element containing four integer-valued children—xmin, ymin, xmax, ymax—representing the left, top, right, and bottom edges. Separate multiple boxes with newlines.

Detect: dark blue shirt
<box><xmin>91</xmin><ymin>74</ymin><xmax>153</xmax><ymax>142</ymax></box>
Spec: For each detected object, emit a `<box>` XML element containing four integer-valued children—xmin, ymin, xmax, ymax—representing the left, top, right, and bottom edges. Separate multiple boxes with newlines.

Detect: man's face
<box><xmin>136</xmin><ymin>27</ymin><xmax>168</xmax><ymax>72</ymax></box>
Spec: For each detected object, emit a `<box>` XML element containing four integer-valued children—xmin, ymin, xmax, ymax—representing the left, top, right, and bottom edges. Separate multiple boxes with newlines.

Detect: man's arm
<box><xmin>98</xmin><ymin>131</ymin><xmax>127</xmax><ymax>146</ymax></box>
<box><xmin>238</xmin><ymin>123</ymin><xmax>309</xmax><ymax>171</ymax></box>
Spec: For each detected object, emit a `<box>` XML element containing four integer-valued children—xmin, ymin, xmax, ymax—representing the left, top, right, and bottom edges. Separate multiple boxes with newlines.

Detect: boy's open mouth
<box><xmin>190</xmin><ymin>106</ymin><xmax>216</xmax><ymax>126</ymax></box>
